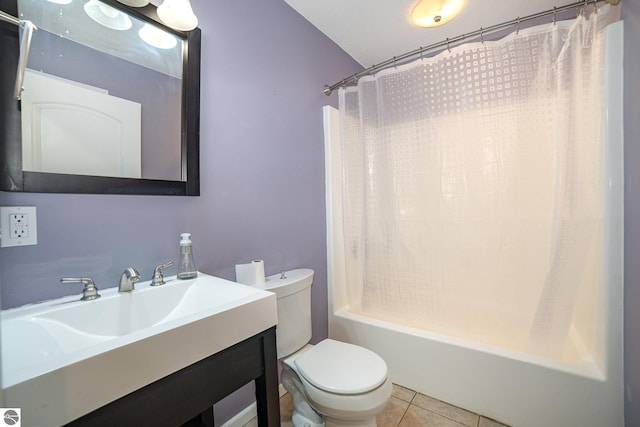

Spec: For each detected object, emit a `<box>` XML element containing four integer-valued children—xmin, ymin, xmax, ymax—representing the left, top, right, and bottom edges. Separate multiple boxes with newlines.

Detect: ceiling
<box><xmin>283</xmin><ymin>0</ymin><xmax>583</xmax><ymax>68</ymax></box>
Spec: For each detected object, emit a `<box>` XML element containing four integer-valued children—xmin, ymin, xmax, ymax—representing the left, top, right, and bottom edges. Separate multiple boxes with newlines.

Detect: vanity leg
<box><xmin>255</xmin><ymin>328</ymin><xmax>280</xmax><ymax>426</ymax></box>
<box><xmin>181</xmin><ymin>407</ymin><xmax>213</xmax><ymax>427</ymax></box>
<box><xmin>202</xmin><ymin>407</ymin><xmax>214</xmax><ymax>427</ymax></box>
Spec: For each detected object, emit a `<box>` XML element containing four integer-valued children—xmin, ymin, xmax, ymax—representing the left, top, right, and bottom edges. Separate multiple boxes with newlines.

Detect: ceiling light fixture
<box><xmin>46</xmin><ymin>0</ymin><xmax>73</xmax><ymax>4</ymax></box>
<box><xmin>84</xmin><ymin>0</ymin><xmax>132</xmax><ymax>31</ymax></box>
<box><xmin>157</xmin><ymin>0</ymin><xmax>198</xmax><ymax>32</ymax></box>
<box><xmin>411</xmin><ymin>0</ymin><xmax>465</xmax><ymax>28</ymax></box>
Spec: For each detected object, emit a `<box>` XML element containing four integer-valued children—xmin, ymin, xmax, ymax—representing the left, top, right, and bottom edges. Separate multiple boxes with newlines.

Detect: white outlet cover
<box><xmin>1</xmin><ymin>206</ymin><xmax>38</xmax><ymax>247</ymax></box>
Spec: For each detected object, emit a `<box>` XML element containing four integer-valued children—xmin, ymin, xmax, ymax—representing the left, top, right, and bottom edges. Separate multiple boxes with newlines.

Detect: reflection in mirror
<box><xmin>0</xmin><ymin>0</ymin><xmax>200</xmax><ymax>195</ymax></box>
<box><xmin>19</xmin><ymin>0</ymin><xmax>183</xmax><ymax>181</ymax></box>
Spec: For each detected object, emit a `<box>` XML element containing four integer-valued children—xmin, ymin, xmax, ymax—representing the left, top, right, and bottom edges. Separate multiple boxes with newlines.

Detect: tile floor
<box><xmin>244</xmin><ymin>384</ymin><xmax>511</xmax><ymax>427</ymax></box>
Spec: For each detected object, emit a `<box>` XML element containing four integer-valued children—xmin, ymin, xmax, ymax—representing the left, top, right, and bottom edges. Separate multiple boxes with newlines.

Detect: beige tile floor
<box><xmin>244</xmin><ymin>384</ymin><xmax>510</xmax><ymax>427</ymax></box>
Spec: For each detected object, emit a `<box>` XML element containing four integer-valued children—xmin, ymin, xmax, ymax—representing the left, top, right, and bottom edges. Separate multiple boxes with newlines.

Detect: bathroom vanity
<box><xmin>2</xmin><ymin>274</ymin><xmax>280</xmax><ymax>426</ymax></box>
<box><xmin>66</xmin><ymin>327</ymin><xmax>280</xmax><ymax>427</ymax></box>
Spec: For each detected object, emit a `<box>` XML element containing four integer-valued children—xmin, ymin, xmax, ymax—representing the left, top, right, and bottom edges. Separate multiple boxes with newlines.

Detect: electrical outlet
<box><xmin>10</xmin><ymin>214</ymin><xmax>29</xmax><ymax>238</ymax></box>
<box><xmin>1</xmin><ymin>206</ymin><xmax>37</xmax><ymax>247</ymax></box>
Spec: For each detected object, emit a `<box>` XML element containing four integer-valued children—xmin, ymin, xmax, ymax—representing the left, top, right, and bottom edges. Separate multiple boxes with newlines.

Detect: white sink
<box><xmin>1</xmin><ymin>273</ymin><xmax>278</xmax><ymax>426</ymax></box>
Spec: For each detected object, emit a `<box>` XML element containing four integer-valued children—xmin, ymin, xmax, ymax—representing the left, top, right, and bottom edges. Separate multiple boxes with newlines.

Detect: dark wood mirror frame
<box><xmin>0</xmin><ymin>0</ymin><xmax>200</xmax><ymax>196</ymax></box>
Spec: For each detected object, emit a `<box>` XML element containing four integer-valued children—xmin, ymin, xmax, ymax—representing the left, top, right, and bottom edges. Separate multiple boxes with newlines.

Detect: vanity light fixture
<box><xmin>157</xmin><ymin>0</ymin><xmax>198</xmax><ymax>31</ymax></box>
<box><xmin>411</xmin><ymin>0</ymin><xmax>465</xmax><ymax>28</ymax></box>
<box><xmin>84</xmin><ymin>0</ymin><xmax>132</xmax><ymax>30</ymax></box>
<box><xmin>139</xmin><ymin>23</ymin><xmax>178</xmax><ymax>49</ymax></box>
<box><xmin>116</xmin><ymin>0</ymin><xmax>150</xmax><ymax>6</ymax></box>
<box><xmin>46</xmin><ymin>0</ymin><xmax>73</xmax><ymax>4</ymax></box>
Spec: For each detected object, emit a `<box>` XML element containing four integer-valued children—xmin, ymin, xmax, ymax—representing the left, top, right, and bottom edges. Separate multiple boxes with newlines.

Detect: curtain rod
<box><xmin>323</xmin><ymin>0</ymin><xmax>620</xmax><ymax>96</ymax></box>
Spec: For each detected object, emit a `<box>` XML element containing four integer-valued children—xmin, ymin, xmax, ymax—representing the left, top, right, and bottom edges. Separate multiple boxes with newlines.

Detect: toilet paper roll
<box><xmin>235</xmin><ymin>259</ymin><xmax>266</xmax><ymax>285</ymax></box>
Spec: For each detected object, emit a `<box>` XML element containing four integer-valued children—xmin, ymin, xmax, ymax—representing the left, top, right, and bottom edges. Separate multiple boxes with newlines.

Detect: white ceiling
<box><xmin>283</xmin><ymin>0</ymin><xmax>581</xmax><ymax>67</ymax></box>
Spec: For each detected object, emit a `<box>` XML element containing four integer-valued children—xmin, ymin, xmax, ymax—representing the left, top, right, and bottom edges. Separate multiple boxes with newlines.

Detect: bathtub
<box><xmin>323</xmin><ymin>21</ymin><xmax>624</xmax><ymax>427</ymax></box>
<box><xmin>327</xmin><ymin>308</ymin><xmax>620</xmax><ymax>427</ymax></box>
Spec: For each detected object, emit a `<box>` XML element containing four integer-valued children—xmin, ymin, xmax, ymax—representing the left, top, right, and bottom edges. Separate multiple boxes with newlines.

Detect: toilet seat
<box><xmin>293</xmin><ymin>339</ymin><xmax>388</xmax><ymax>394</ymax></box>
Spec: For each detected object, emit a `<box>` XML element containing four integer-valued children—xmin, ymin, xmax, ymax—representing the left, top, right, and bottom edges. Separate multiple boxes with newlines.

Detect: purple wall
<box><xmin>623</xmin><ymin>1</ymin><xmax>640</xmax><ymax>426</ymax></box>
<box><xmin>0</xmin><ymin>0</ymin><xmax>361</xmax><ymax>423</ymax></box>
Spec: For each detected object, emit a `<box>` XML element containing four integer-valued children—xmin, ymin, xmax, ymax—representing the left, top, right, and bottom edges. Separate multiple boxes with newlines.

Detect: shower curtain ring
<box><xmin>516</xmin><ymin>17</ymin><xmax>520</xmax><ymax>35</ymax></box>
<box><xmin>393</xmin><ymin>56</ymin><xmax>397</xmax><ymax>69</ymax></box>
<box><xmin>579</xmin><ymin>0</ymin><xmax>588</xmax><ymax>16</ymax></box>
<box><xmin>553</xmin><ymin>6</ymin><xmax>557</xmax><ymax>25</ymax></box>
<box><xmin>480</xmin><ymin>28</ymin><xmax>484</xmax><ymax>44</ymax></box>
<box><xmin>419</xmin><ymin>47</ymin><xmax>424</xmax><ymax>61</ymax></box>
<box><xmin>446</xmin><ymin>37</ymin><xmax>451</xmax><ymax>53</ymax></box>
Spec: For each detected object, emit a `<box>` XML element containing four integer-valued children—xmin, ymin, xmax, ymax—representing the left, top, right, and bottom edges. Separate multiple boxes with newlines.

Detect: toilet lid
<box><xmin>294</xmin><ymin>339</ymin><xmax>388</xmax><ymax>395</ymax></box>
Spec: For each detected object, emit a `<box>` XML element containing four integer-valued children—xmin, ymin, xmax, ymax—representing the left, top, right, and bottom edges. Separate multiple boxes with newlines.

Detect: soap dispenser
<box><xmin>177</xmin><ymin>233</ymin><xmax>197</xmax><ymax>279</ymax></box>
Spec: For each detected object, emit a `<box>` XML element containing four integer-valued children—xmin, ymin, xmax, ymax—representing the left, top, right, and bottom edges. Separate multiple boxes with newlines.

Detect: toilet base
<box><xmin>324</xmin><ymin>417</ymin><xmax>378</xmax><ymax>427</ymax></box>
<box><xmin>290</xmin><ymin>408</ymin><xmax>379</xmax><ymax>427</ymax></box>
<box><xmin>283</xmin><ymin>364</ymin><xmax>325</xmax><ymax>427</ymax></box>
<box><xmin>292</xmin><ymin>411</ymin><xmax>325</xmax><ymax>427</ymax></box>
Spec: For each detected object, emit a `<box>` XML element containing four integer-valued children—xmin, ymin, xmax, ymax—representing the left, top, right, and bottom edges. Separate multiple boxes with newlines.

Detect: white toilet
<box><xmin>258</xmin><ymin>269</ymin><xmax>392</xmax><ymax>427</ymax></box>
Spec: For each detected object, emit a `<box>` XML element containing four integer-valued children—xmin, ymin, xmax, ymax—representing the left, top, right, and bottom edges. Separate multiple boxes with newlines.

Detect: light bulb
<box><xmin>84</xmin><ymin>0</ymin><xmax>132</xmax><ymax>31</ymax></box>
<box><xmin>157</xmin><ymin>0</ymin><xmax>198</xmax><ymax>32</ymax></box>
<box><xmin>139</xmin><ymin>23</ymin><xmax>178</xmax><ymax>49</ymax></box>
<box><xmin>411</xmin><ymin>0</ymin><xmax>465</xmax><ymax>28</ymax></box>
<box><xmin>117</xmin><ymin>0</ymin><xmax>150</xmax><ymax>7</ymax></box>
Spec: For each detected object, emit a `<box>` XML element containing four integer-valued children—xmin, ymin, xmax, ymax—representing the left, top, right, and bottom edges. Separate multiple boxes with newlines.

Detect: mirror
<box><xmin>0</xmin><ymin>0</ymin><xmax>200</xmax><ymax>195</ymax></box>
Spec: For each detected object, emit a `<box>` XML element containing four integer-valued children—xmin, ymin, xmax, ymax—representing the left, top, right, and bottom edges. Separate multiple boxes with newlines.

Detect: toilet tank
<box><xmin>260</xmin><ymin>269</ymin><xmax>314</xmax><ymax>358</ymax></box>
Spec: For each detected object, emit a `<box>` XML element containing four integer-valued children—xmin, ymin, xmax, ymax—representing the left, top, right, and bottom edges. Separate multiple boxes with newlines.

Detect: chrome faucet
<box><xmin>61</xmin><ymin>277</ymin><xmax>101</xmax><ymax>301</ymax></box>
<box><xmin>151</xmin><ymin>261</ymin><xmax>173</xmax><ymax>286</ymax></box>
<box><xmin>119</xmin><ymin>267</ymin><xmax>140</xmax><ymax>292</ymax></box>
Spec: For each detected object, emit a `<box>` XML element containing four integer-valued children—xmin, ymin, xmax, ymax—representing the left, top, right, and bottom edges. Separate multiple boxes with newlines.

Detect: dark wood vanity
<box><xmin>65</xmin><ymin>327</ymin><xmax>280</xmax><ymax>427</ymax></box>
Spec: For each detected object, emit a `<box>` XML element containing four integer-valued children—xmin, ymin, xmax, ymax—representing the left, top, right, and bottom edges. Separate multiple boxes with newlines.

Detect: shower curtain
<box><xmin>338</xmin><ymin>6</ymin><xmax>618</xmax><ymax>359</ymax></box>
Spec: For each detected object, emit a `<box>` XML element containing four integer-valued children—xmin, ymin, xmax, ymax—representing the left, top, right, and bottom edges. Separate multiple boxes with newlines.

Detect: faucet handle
<box><xmin>151</xmin><ymin>261</ymin><xmax>173</xmax><ymax>286</ymax></box>
<box><xmin>61</xmin><ymin>277</ymin><xmax>101</xmax><ymax>301</ymax></box>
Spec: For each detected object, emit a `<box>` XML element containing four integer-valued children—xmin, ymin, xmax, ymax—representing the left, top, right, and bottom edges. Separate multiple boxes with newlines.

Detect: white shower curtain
<box><xmin>338</xmin><ymin>6</ymin><xmax>618</xmax><ymax>359</ymax></box>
